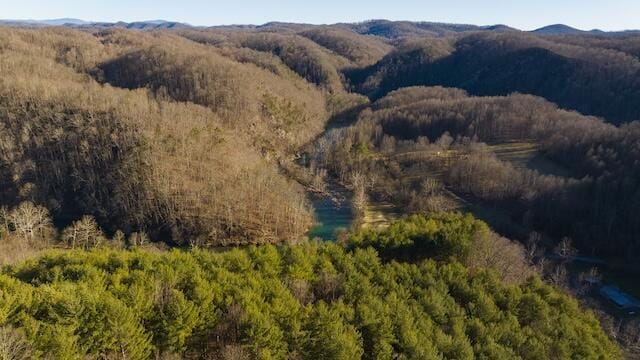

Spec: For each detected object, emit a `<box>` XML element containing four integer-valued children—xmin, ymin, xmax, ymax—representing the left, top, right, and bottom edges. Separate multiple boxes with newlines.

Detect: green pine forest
<box><xmin>0</xmin><ymin>214</ymin><xmax>620</xmax><ymax>359</ymax></box>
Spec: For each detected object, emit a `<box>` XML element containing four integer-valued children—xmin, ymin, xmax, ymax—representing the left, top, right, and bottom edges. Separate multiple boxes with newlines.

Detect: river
<box><xmin>307</xmin><ymin>184</ymin><xmax>354</xmax><ymax>241</ymax></box>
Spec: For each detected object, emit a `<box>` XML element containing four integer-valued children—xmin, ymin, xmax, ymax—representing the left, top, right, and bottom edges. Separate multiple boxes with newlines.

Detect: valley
<box><xmin>0</xmin><ymin>17</ymin><xmax>639</xmax><ymax>359</ymax></box>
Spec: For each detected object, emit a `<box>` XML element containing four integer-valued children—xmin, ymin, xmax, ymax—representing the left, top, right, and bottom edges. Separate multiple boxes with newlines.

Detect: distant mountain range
<box><xmin>531</xmin><ymin>24</ymin><xmax>605</xmax><ymax>35</ymax></box>
<box><xmin>530</xmin><ymin>24</ymin><xmax>640</xmax><ymax>36</ymax></box>
<box><xmin>0</xmin><ymin>18</ymin><xmax>190</xmax><ymax>29</ymax></box>
<box><xmin>0</xmin><ymin>18</ymin><xmax>90</xmax><ymax>26</ymax></box>
<box><xmin>0</xmin><ymin>18</ymin><xmax>637</xmax><ymax>36</ymax></box>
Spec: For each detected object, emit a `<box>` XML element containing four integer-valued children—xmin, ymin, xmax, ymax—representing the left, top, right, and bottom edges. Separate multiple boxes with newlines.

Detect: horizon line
<box><xmin>1</xmin><ymin>17</ymin><xmax>638</xmax><ymax>32</ymax></box>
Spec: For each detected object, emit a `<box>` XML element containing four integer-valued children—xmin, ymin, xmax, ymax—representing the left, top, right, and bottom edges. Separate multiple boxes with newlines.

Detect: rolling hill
<box><xmin>348</xmin><ymin>32</ymin><xmax>640</xmax><ymax>124</ymax></box>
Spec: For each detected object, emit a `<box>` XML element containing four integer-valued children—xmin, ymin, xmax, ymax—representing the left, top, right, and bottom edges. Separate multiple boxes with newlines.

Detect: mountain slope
<box><xmin>299</xmin><ymin>27</ymin><xmax>393</xmax><ymax>66</ymax></box>
<box><xmin>348</xmin><ymin>32</ymin><xmax>640</xmax><ymax>124</ymax></box>
<box><xmin>0</xmin><ymin>27</ymin><xmax>333</xmax><ymax>245</ymax></box>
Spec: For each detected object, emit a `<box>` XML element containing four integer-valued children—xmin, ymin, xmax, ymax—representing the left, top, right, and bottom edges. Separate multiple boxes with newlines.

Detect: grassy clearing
<box><xmin>490</xmin><ymin>142</ymin><xmax>573</xmax><ymax>177</ymax></box>
<box><xmin>363</xmin><ymin>142</ymin><xmax>572</xmax><ymax>234</ymax></box>
<box><xmin>362</xmin><ymin>202</ymin><xmax>401</xmax><ymax>229</ymax></box>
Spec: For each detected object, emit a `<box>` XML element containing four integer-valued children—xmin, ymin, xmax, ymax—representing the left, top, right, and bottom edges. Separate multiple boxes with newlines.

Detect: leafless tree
<box><xmin>62</xmin><ymin>216</ymin><xmax>104</xmax><ymax>250</ymax></box>
<box><xmin>7</xmin><ymin>202</ymin><xmax>51</xmax><ymax>242</ymax></box>
<box><xmin>0</xmin><ymin>326</ymin><xmax>31</xmax><ymax>360</ymax></box>
<box><xmin>548</xmin><ymin>263</ymin><xmax>569</xmax><ymax>288</ymax></box>
<box><xmin>467</xmin><ymin>231</ymin><xmax>532</xmax><ymax>284</ymax></box>
<box><xmin>351</xmin><ymin>170</ymin><xmax>367</xmax><ymax>217</ymax></box>
<box><xmin>525</xmin><ymin>232</ymin><xmax>542</xmax><ymax>264</ymax></box>
<box><xmin>128</xmin><ymin>232</ymin><xmax>150</xmax><ymax>248</ymax></box>
<box><xmin>555</xmin><ymin>237</ymin><xmax>577</xmax><ymax>259</ymax></box>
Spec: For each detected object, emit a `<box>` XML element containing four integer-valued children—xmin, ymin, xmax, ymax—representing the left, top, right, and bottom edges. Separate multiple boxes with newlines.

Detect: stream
<box><xmin>307</xmin><ymin>183</ymin><xmax>354</xmax><ymax>241</ymax></box>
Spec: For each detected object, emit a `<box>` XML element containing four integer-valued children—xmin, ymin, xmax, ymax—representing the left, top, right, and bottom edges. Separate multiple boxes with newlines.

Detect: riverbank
<box><xmin>362</xmin><ymin>202</ymin><xmax>400</xmax><ymax>230</ymax></box>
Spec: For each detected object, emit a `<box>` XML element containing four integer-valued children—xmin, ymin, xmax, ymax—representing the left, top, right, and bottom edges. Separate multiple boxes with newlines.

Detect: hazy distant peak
<box><xmin>0</xmin><ymin>18</ymin><xmax>191</xmax><ymax>29</ymax></box>
<box><xmin>482</xmin><ymin>24</ymin><xmax>519</xmax><ymax>32</ymax></box>
<box><xmin>0</xmin><ymin>18</ymin><xmax>89</xmax><ymax>26</ymax></box>
<box><xmin>532</xmin><ymin>24</ymin><xmax>585</xmax><ymax>35</ymax></box>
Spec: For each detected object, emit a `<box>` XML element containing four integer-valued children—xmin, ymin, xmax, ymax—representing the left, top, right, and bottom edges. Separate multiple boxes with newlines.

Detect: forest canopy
<box><xmin>0</xmin><ymin>215</ymin><xmax>620</xmax><ymax>359</ymax></box>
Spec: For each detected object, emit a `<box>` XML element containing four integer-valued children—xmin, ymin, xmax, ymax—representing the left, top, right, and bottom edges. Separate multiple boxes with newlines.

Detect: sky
<box><xmin>2</xmin><ymin>0</ymin><xmax>639</xmax><ymax>31</ymax></box>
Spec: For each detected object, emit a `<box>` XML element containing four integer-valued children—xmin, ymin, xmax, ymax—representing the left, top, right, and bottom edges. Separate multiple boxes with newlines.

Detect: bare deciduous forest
<box><xmin>0</xmin><ymin>20</ymin><xmax>639</xmax><ymax>359</ymax></box>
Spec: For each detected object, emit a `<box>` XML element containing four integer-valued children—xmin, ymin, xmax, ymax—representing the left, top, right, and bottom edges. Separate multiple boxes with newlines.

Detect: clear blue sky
<box><xmin>2</xmin><ymin>0</ymin><xmax>639</xmax><ymax>31</ymax></box>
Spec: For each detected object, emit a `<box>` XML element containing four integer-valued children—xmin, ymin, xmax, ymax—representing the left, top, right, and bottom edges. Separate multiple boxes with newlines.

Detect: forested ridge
<box><xmin>347</xmin><ymin>32</ymin><xmax>640</xmax><ymax>124</ymax></box>
<box><xmin>1</xmin><ymin>21</ymin><xmax>639</xmax><ymax>359</ymax></box>
<box><xmin>0</xmin><ymin>27</ymin><xmax>331</xmax><ymax>246</ymax></box>
<box><xmin>0</xmin><ymin>214</ymin><xmax>620</xmax><ymax>359</ymax></box>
